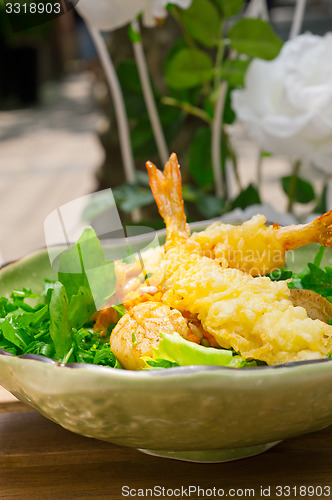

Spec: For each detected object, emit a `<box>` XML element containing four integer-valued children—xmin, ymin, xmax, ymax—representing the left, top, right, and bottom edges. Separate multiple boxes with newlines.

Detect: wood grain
<box><xmin>0</xmin><ymin>409</ymin><xmax>331</xmax><ymax>500</ymax></box>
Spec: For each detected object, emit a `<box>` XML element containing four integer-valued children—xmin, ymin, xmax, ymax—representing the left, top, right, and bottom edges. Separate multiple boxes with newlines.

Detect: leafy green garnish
<box><xmin>49</xmin><ymin>282</ymin><xmax>73</xmax><ymax>362</ymax></box>
<box><xmin>301</xmin><ymin>264</ymin><xmax>332</xmax><ymax>301</ymax></box>
<box><xmin>268</xmin><ymin>247</ymin><xmax>332</xmax><ymax>304</ymax></box>
<box><xmin>0</xmin><ymin>227</ymin><xmax>122</xmax><ymax>367</ymax></box>
<box><xmin>112</xmin><ymin>304</ymin><xmax>127</xmax><ymax>318</ymax></box>
<box><xmin>72</xmin><ymin>328</ymin><xmax>122</xmax><ymax>368</ymax></box>
<box><xmin>144</xmin><ymin>332</ymin><xmax>257</xmax><ymax>369</ymax></box>
<box><xmin>58</xmin><ymin>227</ymin><xmax>116</xmax><ymax>325</ymax></box>
<box><xmin>145</xmin><ymin>358</ymin><xmax>180</xmax><ymax>369</ymax></box>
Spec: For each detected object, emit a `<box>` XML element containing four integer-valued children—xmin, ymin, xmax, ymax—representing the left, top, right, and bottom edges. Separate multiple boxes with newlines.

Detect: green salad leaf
<box><xmin>49</xmin><ymin>282</ymin><xmax>73</xmax><ymax>362</ymax></box>
<box><xmin>0</xmin><ymin>226</ymin><xmax>121</xmax><ymax>367</ymax></box>
<box><xmin>144</xmin><ymin>332</ymin><xmax>258</xmax><ymax>369</ymax></box>
<box><xmin>58</xmin><ymin>226</ymin><xmax>116</xmax><ymax>326</ymax></box>
<box><xmin>301</xmin><ymin>264</ymin><xmax>332</xmax><ymax>302</ymax></box>
<box><xmin>268</xmin><ymin>247</ymin><xmax>332</xmax><ymax>303</ymax></box>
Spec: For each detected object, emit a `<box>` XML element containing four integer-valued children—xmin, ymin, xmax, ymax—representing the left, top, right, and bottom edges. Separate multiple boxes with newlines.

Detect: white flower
<box><xmin>76</xmin><ymin>0</ymin><xmax>192</xmax><ymax>31</ymax></box>
<box><xmin>143</xmin><ymin>0</ymin><xmax>192</xmax><ymax>27</ymax></box>
<box><xmin>232</xmin><ymin>33</ymin><xmax>332</xmax><ymax>173</ymax></box>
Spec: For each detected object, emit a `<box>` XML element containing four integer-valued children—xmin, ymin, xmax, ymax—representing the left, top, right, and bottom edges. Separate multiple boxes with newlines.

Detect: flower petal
<box><xmin>76</xmin><ymin>0</ymin><xmax>149</xmax><ymax>31</ymax></box>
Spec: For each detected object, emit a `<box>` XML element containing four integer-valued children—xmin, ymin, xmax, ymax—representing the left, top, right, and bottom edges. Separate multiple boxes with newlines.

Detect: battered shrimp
<box><xmin>110</xmin><ymin>302</ymin><xmax>190</xmax><ymax>370</ymax></box>
<box><xmin>190</xmin><ymin>211</ymin><xmax>332</xmax><ymax>276</ymax></box>
<box><xmin>105</xmin><ymin>245</ymin><xmax>164</xmax><ymax>305</ymax></box>
<box><xmin>146</xmin><ymin>153</ymin><xmax>332</xmax><ymax>366</ymax></box>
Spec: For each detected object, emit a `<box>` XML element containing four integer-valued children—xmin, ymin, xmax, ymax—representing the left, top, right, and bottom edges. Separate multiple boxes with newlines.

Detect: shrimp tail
<box><xmin>146</xmin><ymin>153</ymin><xmax>190</xmax><ymax>248</ymax></box>
<box><xmin>278</xmin><ymin>209</ymin><xmax>332</xmax><ymax>251</ymax></box>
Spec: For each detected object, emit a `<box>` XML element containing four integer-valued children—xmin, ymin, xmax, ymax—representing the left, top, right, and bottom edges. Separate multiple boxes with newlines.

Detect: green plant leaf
<box><xmin>229</xmin><ymin>18</ymin><xmax>283</xmax><ymax>60</ymax></box>
<box><xmin>119</xmin><ymin>188</ymin><xmax>155</xmax><ymax>213</ymax></box>
<box><xmin>128</xmin><ymin>24</ymin><xmax>142</xmax><ymax>43</ymax></box>
<box><xmin>214</xmin><ymin>0</ymin><xmax>245</xmax><ymax>17</ymax></box>
<box><xmin>181</xmin><ymin>0</ymin><xmax>221</xmax><ymax>48</ymax></box>
<box><xmin>220</xmin><ymin>59</ymin><xmax>250</xmax><ymax>86</ymax></box>
<box><xmin>117</xmin><ymin>60</ymin><xmax>143</xmax><ymax>94</ymax></box>
<box><xmin>223</xmin><ymin>86</ymin><xmax>236</xmax><ymax>124</ymax></box>
<box><xmin>188</xmin><ymin>127</ymin><xmax>214</xmax><ymax>186</ymax></box>
<box><xmin>281</xmin><ymin>176</ymin><xmax>315</xmax><ymax>204</ymax></box>
<box><xmin>195</xmin><ymin>193</ymin><xmax>225</xmax><ymax>218</ymax></box>
<box><xmin>165</xmin><ymin>48</ymin><xmax>214</xmax><ymax>89</ymax></box>
<box><xmin>117</xmin><ymin>60</ymin><xmax>148</xmax><ymax>119</ymax></box>
<box><xmin>130</xmin><ymin>107</ymin><xmax>183</xmax><ymax>158</ymax></box>
<box><xmin>231</xmin><ymin>184</ymin><xmax>261</xmax><ymax>210</ymax></box>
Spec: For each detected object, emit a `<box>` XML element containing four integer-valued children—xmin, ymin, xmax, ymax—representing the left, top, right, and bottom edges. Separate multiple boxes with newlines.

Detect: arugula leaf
<box><xmin>49</xmin><ymin>282</ymin><xmax>73</xmax><ymax>362</ymax></box>
<box><xmin>0</xmin><ymin>311</ymin><xmax>33</xmax><ymax>349</ymax></box>
<box><xmin>58</xmin><ymin>227</ymin><xmax>116</xmax><ymax>326</ymax></box>
<box><xmin>68</xmin><ymin>286</ymin><xmax>95</xmax><ymax>330</ymax></box>
<box><xmin>267</xmin><ymin>248</ymin><xmax>332</xmax><ymax>303</ymax></box>
<box><xmin>0</xmin><ymin>297</ymin><xmax>17</xmax><ymax>318</ymax></box>
<box><xmin>0</xmin><ymin>228</ymin><xmax>122</xmax><ymax>367</ymax></box>
<box><xmin>10</xmin><ymin>288</ymin><xmax>40</xmax><ymax>312</ymax></box>
<box><xmin>267</xmin><ymin>268</ymin><xmax>293</xmax><ymax>282</ymax></box>
<box><xmin>301</xmin><ymin>264</ymin><xmax>332</xmax><ymax>302</ymax></box>
<box><xmin>58</xmin><ymin>227</ymin><xmax>115</xmax><ymax>305</ymax></box>
<box><xmin>23</xmin><ymin>341</ymin><xmax>55</xmax><ymax>358</ymax></box>
<box><xmin>144</xmin><ymin>358</ymin><xmax>180</xmax><ymax>369</ymax></box>
<box><xmin>72</xmin><ymin>328</ymin><xmax>122</xmax><ymax>368</ymax></box>
<box><xmin>112</xmin><ymin>304</ymin><xmax>127</xmax><ymax>318</ymax></box>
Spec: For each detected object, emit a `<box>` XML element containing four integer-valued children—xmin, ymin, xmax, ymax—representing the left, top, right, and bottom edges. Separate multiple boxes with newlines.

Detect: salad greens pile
<box><xmin>268</xmin><ymin>246</ymin><xmax>332</xmax><ymax>311</ymax></box>
<box><xmin>0</xmin><ymin>227</ymin><xmax>121</xmax><ymax>367</ymax></box>
<box><xmin>0</xmin><ymin>227</ymin><xmax>331</xmax><ymax>369</ymax></box>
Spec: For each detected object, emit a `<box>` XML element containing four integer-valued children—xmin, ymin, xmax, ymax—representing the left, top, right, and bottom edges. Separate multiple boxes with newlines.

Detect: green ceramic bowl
<box><xmin>0</xmin><ymin>227</ymin><xmax>332</xmax><ymax>463</ymax></box>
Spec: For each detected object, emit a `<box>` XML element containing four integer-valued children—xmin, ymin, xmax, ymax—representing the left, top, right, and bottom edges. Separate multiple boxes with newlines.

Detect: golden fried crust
<box><xmin>162</xmin><ymin>255</ymin><xmax>332</xmax><ymax>365</ymax></box>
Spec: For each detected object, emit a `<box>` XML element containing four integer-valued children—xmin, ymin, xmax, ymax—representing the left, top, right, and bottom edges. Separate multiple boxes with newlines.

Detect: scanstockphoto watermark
<box><xmin>3</xmin><ymin>0</ymin><xmax>79</xmax><ymax>33</ymax></box>
<box><xmin>121</xmin><ymin>485</ymin><xmax>332</xmax><ymax>498</ymax></box>
<box><xmin>121</xmin><ymin>485</ymin><xmax>256</xmax><ymax>498</ymax></box>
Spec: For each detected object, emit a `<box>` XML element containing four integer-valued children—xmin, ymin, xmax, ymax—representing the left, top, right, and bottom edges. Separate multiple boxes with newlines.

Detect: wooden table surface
<box><xmin>0</xmin><ymin>392</ymin><xmax>331</xmax><ymax>500</ymax></box>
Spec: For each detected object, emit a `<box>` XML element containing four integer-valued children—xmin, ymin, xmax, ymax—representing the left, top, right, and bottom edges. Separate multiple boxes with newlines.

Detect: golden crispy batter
<box><xmin>146</xmin><ymin>153</ymin><xmax>332</xmax><ymax>366</ymax></box>
<box><xmin>190</xmin><ymin>211</ymin><xmax>332</xmax><ymax>276</ymax></box>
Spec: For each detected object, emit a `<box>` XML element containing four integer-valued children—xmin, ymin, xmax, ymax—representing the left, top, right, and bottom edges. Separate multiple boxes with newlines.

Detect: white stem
<box><xmin>289</xmin><ymin>0</ymin><xmax>307</xmax><ymax>39</ymax></box>
<box><xmin>211</xmin><ymin>81</ymin><xmax>228</xmax><ymax>199</ymax></box>
<box><xmin>131</xmin><ymin>20</ymin><xmax>169</xmax><ymax>165</ymax></box>
<box><xmin>87</xmin><ymin>26</ymin><xmax>140</xmax><ymax>221</ymax></box>
<box><xmin>257</xmin><ymin>150</ymin><xmax>264</xmax><ymax>189</ymax></box>
<box><xmin>327</xmin><ymin>178</ymin><xmax>332</xmax><ymax>211</ymax></box>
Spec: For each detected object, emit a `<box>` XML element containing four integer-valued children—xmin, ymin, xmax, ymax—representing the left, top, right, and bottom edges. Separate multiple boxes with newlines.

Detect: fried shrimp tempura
<box><xmin>190</xmin><ymin>211</ymin><xmax>332</xmax><ymax>276</ymax></box>
<box><xmin>146</xmin><ymin>153</ymin><xmax>332</xmax><ymax>366</ymax></box>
